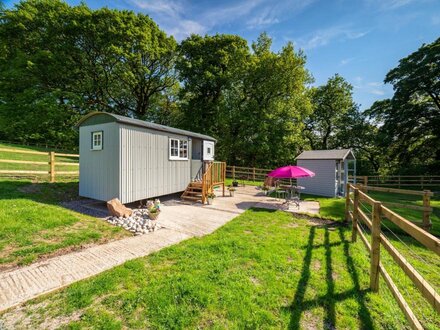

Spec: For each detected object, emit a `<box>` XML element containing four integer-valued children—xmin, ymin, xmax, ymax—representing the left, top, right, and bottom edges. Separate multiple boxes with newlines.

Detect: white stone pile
<box><xmin>106</xmin><ymin>209</ymin><xmax>161</xmax><ymax>235</ymax></box>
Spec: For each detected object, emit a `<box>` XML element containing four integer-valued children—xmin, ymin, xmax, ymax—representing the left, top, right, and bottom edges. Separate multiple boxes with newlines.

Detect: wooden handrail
<box><xmin>202</xmin><ymin>161</ymin><xmax>226</xmax><ymax>204</ymax></box>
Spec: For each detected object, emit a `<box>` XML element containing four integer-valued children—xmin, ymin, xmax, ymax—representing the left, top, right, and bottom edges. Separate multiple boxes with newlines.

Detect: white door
<box><xmin>203</xmin><ymin>141</ymin><xmax>215</xmax><ymax>161</ymax></box>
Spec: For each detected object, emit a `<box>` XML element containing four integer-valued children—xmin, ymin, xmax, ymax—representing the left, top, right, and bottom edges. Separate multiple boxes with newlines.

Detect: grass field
<box><xmin>226</xmin><ymin>175</ymin><xmax>440</xmax><ymax>236</ymax></box>
<box><xmin>1</xmin><ymin>208</ymin><xmax>438</xmax><ymax>329</ymax></box>
<box><xmin>0</xmin><ymin>145</ymin><xmax>438</xmax><ymax>328</ymax></box>
<box><xmin>0</xmin><ymin>142</ymin><xmax>78</xmax><ymax>177</ymax></box>
<box><xmin>0</xmin><ymin>179</ymin><xmax>129</xmax><ymax>268</ymax></box>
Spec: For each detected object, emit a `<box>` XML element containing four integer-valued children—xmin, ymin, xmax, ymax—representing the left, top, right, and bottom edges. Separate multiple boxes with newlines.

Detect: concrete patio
<box><xmin>0</xmin><ymin>185</ymin><xmax>319</xmax><ymax>312</ymax></box>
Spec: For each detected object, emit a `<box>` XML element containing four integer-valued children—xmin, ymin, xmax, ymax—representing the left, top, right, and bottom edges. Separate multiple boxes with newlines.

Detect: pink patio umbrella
<box><xmin>267</xmin><ymin>165</ymin><xmax>315</xmax><ymax>200</ymax></box>
<box><xmin>268</xmin><ymin>165</ymin><xmax>315</xmax><ymax>179</ymax></box>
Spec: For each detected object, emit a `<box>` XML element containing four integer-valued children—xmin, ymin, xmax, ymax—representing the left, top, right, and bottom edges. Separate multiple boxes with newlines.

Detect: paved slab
<box><xmin>0</xmin><ymin>185</ymin><xmax>319</xmax><ymax>312</ymax></box>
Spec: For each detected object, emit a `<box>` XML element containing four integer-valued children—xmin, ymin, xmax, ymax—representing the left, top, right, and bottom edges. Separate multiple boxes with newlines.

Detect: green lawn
<box><xmin>0</xmin><ymin>144</ymin><xmax>113</xmax><ymax>267</ymax></box>
<box><xmin>1</xmin><ymin>208</ymin><xmax>439</xmax><ymax>329</ymax></box>
<box><xmin>0</xmin><ymin>179</ymin><xmax>129</xmax><ymax>268</ymax></box>
<box><xmin>301</xmin><ymin>190</ymin><xmax>440</xmax><ymax>237</ymax></box>
<box><xmin>225</xmin><ymin>177</ymin><xmax>264</xmax><ymax>187</ymax></box>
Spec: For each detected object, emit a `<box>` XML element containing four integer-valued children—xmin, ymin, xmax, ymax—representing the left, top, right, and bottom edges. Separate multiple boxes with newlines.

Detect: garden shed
<box><xmin>296</xmin><ymin>149</ymin><xmax>356</xmax><ymax>197</ymax></box>
<box><xmin>77</xmin><ymin>112</ymin><xmax>217</xmax><ymax>204</ymax></box>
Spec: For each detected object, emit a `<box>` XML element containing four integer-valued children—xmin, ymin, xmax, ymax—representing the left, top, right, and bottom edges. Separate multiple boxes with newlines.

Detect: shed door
<box><xmin>203</xmin><ymin>141</ymin><xmax>215</xmax><ymax>161</ymax></box>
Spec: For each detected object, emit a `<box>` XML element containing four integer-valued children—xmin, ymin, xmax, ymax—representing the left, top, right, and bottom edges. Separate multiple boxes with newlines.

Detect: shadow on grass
<box><xmin>288</xmin><ymin>225</ymin><xmax>374</xmax><ymax>329</ymax></box>
<box><xmin>0</xmin><ymin>179</ymin><xmax>79</xmax><ymax>206</ymax></box>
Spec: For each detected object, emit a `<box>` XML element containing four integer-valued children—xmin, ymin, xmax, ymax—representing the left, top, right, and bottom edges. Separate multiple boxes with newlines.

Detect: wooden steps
<box><xmin>182</xmin><ymin>162</ymin><xmax>226</xmax><ymax>204</ymax></box>
<box><xmin>181</xmin><ymin>181</ymin><xmax>203</xmax><ymax>203</ymax></box>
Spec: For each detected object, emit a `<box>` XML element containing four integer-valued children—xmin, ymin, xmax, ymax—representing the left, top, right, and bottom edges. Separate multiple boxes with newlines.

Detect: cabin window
<box><xmin>179</xmin><ymin>140</ymin><xmax>188</xmax><ymax>158</ymax></box>
<box><xmin>169</xmin><ymin>138</ymin><xmax>188</xmax><ymax>160</ymax></box>
<box><xmin>91</xmin><ymin>131</ymin><xmax>103</xmax><ymax>150</ymax></box>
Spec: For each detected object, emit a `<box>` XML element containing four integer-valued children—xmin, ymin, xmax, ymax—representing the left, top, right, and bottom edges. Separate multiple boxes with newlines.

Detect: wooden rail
<box><xmin>226</xmin><ymin>165</ymin><xmax>295</xmax><ymax>186</ymax></box>
<box><xmin>345</xmin><ymin>183</ymin><xmax>440</xmax><ymax>329</ymax></box>
<box><xmin>0</xmin><ymin>148</ymin><xmax>79</xmax><ymax>182</ymax></box>
<box><xmin>356</xmin><ymin>184</ymin><xmax>433</xmax><ymax>230</ymax></box>
<box><xmin>202</xmin><ymin>161</ymin><xmax>226</xmax><ymax>204</ymax></box>
<box><xmin>227</xmin><ymin>165</ymin><xmax>272</xmax><ymax>181</ymax></box>
<box><xmin>353</xmin><ymin>175</ymin><xmax>440</xmax><ymax>189</ymax></box>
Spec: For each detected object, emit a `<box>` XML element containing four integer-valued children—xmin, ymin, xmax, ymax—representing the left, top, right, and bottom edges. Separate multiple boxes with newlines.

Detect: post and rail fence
<box><xmin>226</xmin><ymin>165</ymin><xmax>296</xmax><ymax>186</ymax></box>
<box><xmin>345</xmin><ymin>183</ymin><xmax>440</xmax><ymax>329</ymax></box>
<box><xmin>352</xmin><ymin>175</ymin><xmax>440</xmax><ymax>190</ymax></box>
<box><xmin>0</xmin><ymin>147</ymin><xmax>79</xmax><ymax>183</ymax></box>
<box><xmin>355</xmin><ymin>184</ymin><xmax>433</xmax><ymax>230</ymax></box>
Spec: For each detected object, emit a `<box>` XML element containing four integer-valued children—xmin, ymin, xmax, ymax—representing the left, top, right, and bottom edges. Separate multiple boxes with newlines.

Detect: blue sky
<box><xmin>5</xmin><ymin>0</ymin><xmax>440</xmax><ymax>109</ymax></box>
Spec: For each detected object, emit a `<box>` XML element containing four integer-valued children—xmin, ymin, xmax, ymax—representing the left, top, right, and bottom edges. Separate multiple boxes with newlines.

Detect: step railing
<box><xmin>201</xmin><ymin>161</ymin><xmax>226</xmax><ymax>203</ymax></box>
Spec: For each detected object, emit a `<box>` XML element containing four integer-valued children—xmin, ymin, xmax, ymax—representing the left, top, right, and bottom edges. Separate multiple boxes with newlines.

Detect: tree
<box><xmin>304</xmin><ymin>74</ymin><xmax>357</xmax><ymax>150</ymax></box>
<box><xmin>234</xmin><ymin>34</ymin><xmax>312</xmax><ymax>167</ymax></box>
<box><xmin>0</xmin><ymin>0</ymin><xmax>177</xmax><ymax>148</ymax></box>
<box><xmin>334</xmin><ymin>106</ymin><xmax>384</xmax><ymax>173</ymax></box>
<box><xmin>177</xmin><ymin>33</ymin><xmax>312</xmax><ymax>167</ymax></box>
<box><xmin>367</xmin><ymin>37</ymin><xmax>440</xmax><ymax>174</ymax></box>
<box><xmin>176</xmin><ymin>34</ymin><xmax>250</xmax><ymax>160</ymax></box>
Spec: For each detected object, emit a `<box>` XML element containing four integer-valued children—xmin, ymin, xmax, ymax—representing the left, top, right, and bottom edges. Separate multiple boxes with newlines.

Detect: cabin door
<box><xmin>203</xmin><ymin>141</ymin><xmax>214</xmax><ymax>161</ymax></box>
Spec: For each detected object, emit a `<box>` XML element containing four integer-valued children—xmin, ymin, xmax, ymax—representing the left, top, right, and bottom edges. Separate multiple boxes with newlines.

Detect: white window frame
<box><xmin>91</xmin><ymin>131</ymin><xmax>103</xmax><ymax>151</ymax></box>
<box><xmin>169</xmin><ymin>138</ymin><xmax>188</xmax><ymax>160</ymax></box>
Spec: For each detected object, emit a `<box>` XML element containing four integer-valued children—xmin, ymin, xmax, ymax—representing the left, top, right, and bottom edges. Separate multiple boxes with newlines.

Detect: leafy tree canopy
<box><xmin>366</xmin><ymin>37</ymin><xmax>440</xmax><ymax>174</ymax></box>
<box><xmin>177</xmin><ymin>32</ymin><xmax>312</xmax><ymax>167</ymax></box>
<box><xmin>304</xmin><ymin>74</ymin><xmax>357</xmax><ymax>150</ymax></box>
<box><xmin>0</xmin><ymin>0</ymin><xmax>177</xmax><ymax>148</ymax></box>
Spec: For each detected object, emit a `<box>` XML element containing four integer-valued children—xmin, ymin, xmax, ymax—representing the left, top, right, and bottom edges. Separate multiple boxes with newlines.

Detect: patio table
<box><xmin>280</xmin><ymin>185</ymin><xmax>305</xmax><ymax>199</ymax></box>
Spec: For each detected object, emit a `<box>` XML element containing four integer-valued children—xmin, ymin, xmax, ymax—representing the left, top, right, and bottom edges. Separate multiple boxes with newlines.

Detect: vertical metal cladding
<box><xmin>119</xmin><ymin>124</ymin><xmax>191</xmax><ymax>203</ymax></box>
<box><xmin>79</xmin><ymin>122</ymin><xmax>120</xmax><ymax>201</ymax></box>
<box><xmin>297</xmin><ymin>159</ymin><xmax>338</xmax><ymax>197</ymax></box>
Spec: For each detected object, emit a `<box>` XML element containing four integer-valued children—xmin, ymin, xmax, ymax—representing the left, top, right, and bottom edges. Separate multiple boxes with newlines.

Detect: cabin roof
<box><xmin>296</xmin><ymin>149</ymin><xmax>355</xmax><ymax>160</ymax></box>
<box><xmin>77</xmin><ymin>112</ymin><xmax>217</xmax><ymax>142</ymax></box>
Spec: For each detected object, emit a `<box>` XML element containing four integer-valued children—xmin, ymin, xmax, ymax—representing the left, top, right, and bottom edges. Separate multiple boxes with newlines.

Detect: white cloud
<box><xmin>128</xmin><ymin>0</ymin><xmax>208</xmax><ymax>39</ymax></box>
<box><xmin>246</xmin><ymin>0</ymin><xmax>315</xmax><ymax>29</ymax></box>
<box><xmin>295</xmin><ymin>26</ymin><xmax>369</xmax><ymax>50</ymax></box>
<box><xmin>128</xmin><ymin>0</ymin><xmax>315</xmax><ymax>40</ymax></box>
<box><xmin>352</xmin><ymin>78</ymin><xmax>389</xmax><ymax>96</ymax></box>
<box><xmin>340</xmin><ymin>58</ymin><xmax>354</xmax><ymax>66</ymax></box>
<box><xmin>365</xmin><ymin>0</ymin><xmax>418</xmax><ymax>11</ymax></box>
<box><xmin>131</xmin><ymin>0</ymin><xmax>183</xmax><ymax>18</ymax></box>
<box><xmin>167</xmin><ymin>20</ymin><xmax>208</xmax><ymax>40</ymax></box>
<box><xmin>246</xmin><ymin>6</ymin><xmax>280</xmax><ymax>29</ymax></box>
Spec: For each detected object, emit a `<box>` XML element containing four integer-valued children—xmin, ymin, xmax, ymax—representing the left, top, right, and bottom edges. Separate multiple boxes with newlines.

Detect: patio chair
<box><xmin>274</xmin><ymin>181</ymin><xmax>288</xmax><ymax>201</ymax></box>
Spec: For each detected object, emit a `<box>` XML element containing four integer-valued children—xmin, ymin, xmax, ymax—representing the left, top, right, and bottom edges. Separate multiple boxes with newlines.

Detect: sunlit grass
<box><xmin>3</xmin><ymin>208</ymin><xmax>429</xmax><ymax>329</ymax></box>
<box><xmin>0</xmin><ymin>179</ymin><xmax>128</xmax><ymax>268</ymax></box>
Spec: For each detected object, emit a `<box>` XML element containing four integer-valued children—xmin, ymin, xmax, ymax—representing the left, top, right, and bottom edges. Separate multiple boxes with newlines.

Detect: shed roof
<box><xmin>296</xmin><ymin>149</ymin><xmax>355</xmax><ymax>160</ymax></box>
<box><xmin>77</xmin><ymin>112</ymin><xmax>216</xmax><ymax>142</ymax></box>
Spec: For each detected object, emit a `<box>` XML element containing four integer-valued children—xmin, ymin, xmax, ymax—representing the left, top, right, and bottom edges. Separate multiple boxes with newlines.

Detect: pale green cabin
<box><xmin>77</xmin><ymin>112</ymin><xmax>216</xmax><ymax>204</ymax></box>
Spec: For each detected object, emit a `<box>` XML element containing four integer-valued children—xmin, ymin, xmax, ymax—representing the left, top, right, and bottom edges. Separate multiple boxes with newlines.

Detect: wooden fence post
<box><xmin>49</xmin><ymin>151</ymin><xmax>55</xmax><ymax>183</ymax></box>
<box><xmin>422</xmin><ymin>190</ymin><xmax>431</xmax><ymax>230</ymax></box>
<box><xmin>345</xmin><ymin>183</ymin><xmax>350</xmax><ymax>223</ymax></box>
<box><xmin>364</xmin><ymin>176</ymin><xmax>369</xmax><ymax>193</ymax></box>
<box><xmin>232</xmin><ymin>166</ymin><xmax>235</xmax><ymax>180</ymax></box>
<box><xmin>252</xmin><ymin>167</ymin><xmax>256</xmax><ymax>181</ymax></box>
<box><xmin>370</xmin><ymin>201</ymin><xmax>382</xmax><ymax>292</ymax></box>
<box><xmin>352</xmin><ymin>188</ymin><xmax>360</xmax><ymax>243</ymax></box>
<box><xmin>398</xmin><ymin>175</ymin><xmax>401</xmax><ymax>189</ymax></box>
